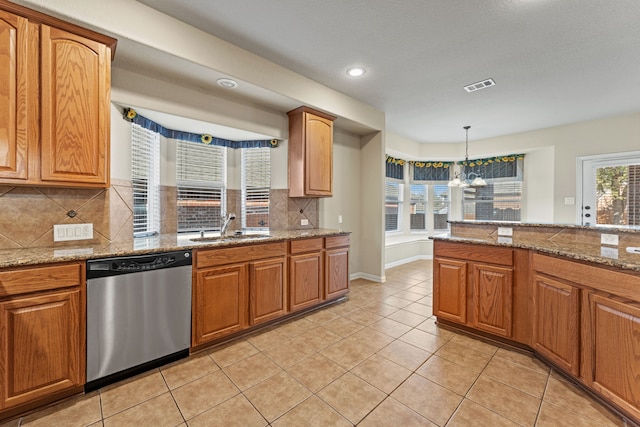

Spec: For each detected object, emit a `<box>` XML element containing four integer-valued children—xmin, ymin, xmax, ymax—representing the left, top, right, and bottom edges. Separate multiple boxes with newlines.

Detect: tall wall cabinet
<box><xmin>0</xmin><ymin>1</ymin><xmax>116</xmax><ymax>188</ymax></box>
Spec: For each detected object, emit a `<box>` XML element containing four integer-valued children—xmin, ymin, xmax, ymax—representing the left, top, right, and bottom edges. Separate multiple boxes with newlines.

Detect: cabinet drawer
<box><xmin>290</xmin><ymin>238</ymin><xmax>323</xmax><ymax>254</ymax></box>
<box><xmin>434</xmin><ymin>241</ymin><xmax>513</xmax><ymax>266</ymax></box>
<box><xmin>0</xmin><ymin>263</ymin><xmax>83</xmax><ymax>297</ymax></box>
<box><xmin>325</xmin><ymin>235</ymin><xmax>350</xmax><ymax>249</ymax></box>
<box><xmin>195</xmin><ymin>242</ymin><xmax>287</xmax><ymax>269</ymax></box>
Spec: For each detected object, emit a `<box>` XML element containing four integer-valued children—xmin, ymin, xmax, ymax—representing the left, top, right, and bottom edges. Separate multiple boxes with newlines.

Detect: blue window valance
<box><xmin>386</xmin><ymin>155</ymin><xmax>405</xmax><ymax>180</ymax></box>
<box><xmin>458</xmin><ymin>154</ymin><xmax>525</xmax><ymax>179</ymax></box>
<box><xmin>411</xmin><ymin>161</ymin><xmax>452</xmax><ymax>182</ymax></box>
<box><xmin>123</xmin><ymin>108</ymin><xmax>279</xmax><ymax>148</ymax></box>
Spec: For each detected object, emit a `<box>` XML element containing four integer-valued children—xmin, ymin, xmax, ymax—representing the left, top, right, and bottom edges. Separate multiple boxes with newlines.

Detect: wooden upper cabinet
<box><xmin>288</xmin><ymin>106</ymin><xmax>336</xmax><ymax>197</ymax></box>
<box><xmin>40</xmin><ymin>25</ymin><xmax>110</xmax><ymax>186</ymax></box>
<box><xmin>0</xmin><ymin>1</ymin><xmax>115</xmax><ymax>188</ymax></box>
<box><xmin>0</xmin><ymin>10</ymin><xmax>28</xmax><ymax>180</ymax></box>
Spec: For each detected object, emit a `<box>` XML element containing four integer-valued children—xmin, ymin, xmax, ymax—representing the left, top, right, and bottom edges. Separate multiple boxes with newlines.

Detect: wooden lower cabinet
<box><xmin>193</xmin><ymin>263</ymin><xmax>248</xmax><ymax>347</ymax></box>
<box><xmin>249</xmin><ymin>257</ymin><xmax>287</xmax><ymax>326</ymax></box>
<box><xmin>472</xmin><ymin>264</ymin><xmax>513</xmax><ymax>338</ymax></box>
<box><xmin>324</xmin><ymin>247</ymin><xmax>349</xmax><ymax>300</ymax></box>
<box><xmin>289</xmin><ymin>252</ymin><xmax>322</xmax><ymax>312</ymax></box>
<box><xmin>584</xmin><ymin>292</ymin><xmax>640</xmax><ymax>420</ymax></box>
<box><xmin>433</xmin><ymin>258</ymin><xmax>467</xmax><ymax>324</ymax></box>
<box><xmin>532</xmin><ymin>273</ymin><xmax>580</xmax><ymax>376</ymax></box>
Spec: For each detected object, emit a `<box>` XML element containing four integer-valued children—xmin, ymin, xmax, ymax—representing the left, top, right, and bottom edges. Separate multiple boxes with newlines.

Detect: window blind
<box><xmin>385</xmin><ymin>181</ymin><xmax>403</xmax><ymax>231</ymax></box>
<box><xmin>433</xmin><ymin>184</ymin><xmax>450</xmax><ymax>230</ymax></box>
<box><xmin>410</xmin><ymin>184</ymin><xmax>427</xmax><ymax>231</ymax></box>
<box><xmin>241</xmin><ymin>148</ymin><xmax>270</xmax><ymax>230</ymax></box>
<box><xmin>176</xmin><ymin>141</ymin><xmax>226</xmax><ymax>232</ymax></box>
<box><xmin>131</xmin><ymin>123</ymin><xmax>160</xmax><ymax>237</ymax></box>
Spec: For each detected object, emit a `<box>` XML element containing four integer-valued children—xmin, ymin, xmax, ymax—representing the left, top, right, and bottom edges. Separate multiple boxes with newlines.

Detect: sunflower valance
<box><xmin>458</xmin><ymin>154</ymin><xmax>525</xmax><ymax>179</ymax></box>
<box><xmin>411</xmin><ymin>160</ymin><xmax>453</xmax><ymax>182</ymax></box>
<box><xmin>385</xmin><ymin>155</ymin><xmax>405</xmax><ymax>180</ymax></box>
<box><xmin>123</xmin><ymin>108</ymin><xmax>279</xmax><ymax>148</ymax></box>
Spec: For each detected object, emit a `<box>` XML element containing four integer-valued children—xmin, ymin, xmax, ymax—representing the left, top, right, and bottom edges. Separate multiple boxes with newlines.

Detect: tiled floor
<box><xmin>1</xmin><ymin>260</ymin><xmax>626</xmax><ymax>427</ymax></box>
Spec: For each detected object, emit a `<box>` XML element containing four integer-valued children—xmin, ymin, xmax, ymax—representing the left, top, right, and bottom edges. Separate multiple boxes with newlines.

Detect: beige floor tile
<box><xmin>286</xmin><ymin>353</ymin><xmax>347</xmax><ymax>392</ymax></box>
<box><xmin>447</xmin><ymin>399</ymin><xmax>519</xmax><ymax>427</ymax></box>
<box><xmin>391</xmin><ymin>374</ymin><xmax>463</xmax><ymax>426</ymax></box>
<box><xmin>0</xmin><ymin>418</ymin><xmax>20</xmax><ymax>427</ymax></box>
<box><xmin>407</xmin><ymin>286</ymin><xmax>430</xmax><ymax>296</ymax></box>
<box><xmin>320</xmin><ymin>338</ymin><xmax>378</xmax><ymax>370</ymax></box>
<box><xmin>294</xmin><ymin>326</ymin><xmax>342</xmax><ymax>352</ymax></box>
<box><xmin>317</xmin><ymin>372</ymin><xmax>386</xmax><ymax>424</ymax></box>
<box><xmin>326</xmin><ymin>300</ymin><xmax>360</xmax><ymax>316</ymax></box>
<box><xmin>415</xmin><ymin>355</ymin><xmax>479</xmax><ymax>395</ymax></box>
<box><xmin>359</xmin><ymin>397</ymin><xmax>436</xmax><ymax>427</ymax></box>
<box><xmin>347</xmin><ymin>327</ymin><xmax>395</xmax><ymax>351</ymax></box>
<box><xmin>186</xmin><ymin>394</ymin><xmax>267</xmax><ymax>427</ymax></box>
<box><xmin>403</xmin><ymin>301</ymin><xmax>433</xmax><ymax>317</ymax></box>
<box><xmin>435</xmin><ymin>341</ymin><xmax>492</xmax><ymax>374</ymax></box>
<box><xmin>393</xmin><ymin>290</ymin><xmax>425</xmax><ymax>302</ymax></box>
<box><xmin>386</xmin><ymin>309</ymin><xmax>428</xmax><ymax>327</ymax></box>
<box><xmin>103</xmin><ymin>392</ymin><xmax>183</xmax><ymax>427</ymax></box>
<box><xmin>377</xmin><ymin>340</ymin><xmax>432</xmax><ymax>370</ymax></box>
<box><xmin>100</xmin><ymin>370</ymin><xmax>169</xmax><ymax>418</ymax></box>
<box><xmin>450</xmin><ymin>334</ymin><xmax>498</xmax><ymax>356</ymax></box>
<box><xmin>536</xmin><ymin>401</ymin><xmax>622</xmax><ymax>427</ymax></box>
<box><xmin>275</xmin><ymin>317</ymin><xmax>316</xmax><ymax>338</ymax></box>
<box><xmin>466</xmin><ymin>375</ymin><xmax>540</xmax><ymax>426</ymax></box>
<box><xmin>543</xmin><ymin>376</ymin><xmax>622</xmax><ymax>426</ymax></box>
<box><xmin>271</xmin><ymin>396</ymin><xmax>351</xmax><ymax>427</ymax></box>
<box><xmin>417</xmin><ymin>295</ymin><xmax>433</xmax><ymax>304</ymax></box>
<box><xmin>493</xmin><ymin>347</ymin><xmax>549</xmax><ymax>375</ymax></box>
<box><xmin>415</xmin><ymin>317</ymin><xmax>456</xmax><ymax>340</ymax></box>
<box><xmin>381</xmin><ymin>295</ymin><xmax>413</xmax><ymax>308</ymax></box>
<box><xmin>20</xmin><ymin>391</ymin><xmax>102</xmax><ymax>427</ymax></box>
<box><xmin>161</xmin><ymin>353</ymin><xmax>220</xmax><ymax>390</ymax></box>
<box><xmin>222</xmin><ymin>352</ymin><xmax>282</xmax><ymax>390</ymax></box>
<box><xmin>244</xmin><ymin>371</ymin><xmax>311</xmax><ymax>422</ymax></box>
<box><xmin>351</xmin><ymin>354</ymin><xmax>412</xmax><ymax>394</ymax></box>
<box><xmin>305</xmin><ymin>308</ymin><xmax>341</xmax><ymax>324</ymax></box>
<box><xmin>361</xmin><ymin>302</ymin><xmax>400</xmax><ymax>316</ymax></box>
<box><xmin>208</xmin><ymin>339</ymin><xmax>258</xmax><ymax>367</ymax></box>
<box><xmin>171</xmin><ymin>370</ymin><xmax>240</xmax><ymax>420</ymax></box>
<box><xmin>262</xmin><ymin>337</ymin><xmax>317</xmax><ymax>368</ymax></box>
<box><xmin>399</xmin><ymin>328</ymin><xmax>448</xmax><ymax>353</ymax></box>
<box><xmin>246</xmin><ymin>327</ymin><xmax>291</xmax><ymax>351</ymax></box>
<box><xmin>369</xmin><ymin>317</ymin><xmax>413</xmax><ymax>338</ymax></box>
<box><xmin>322</xmin><ymin>316</ymin><xmax>365</xmax><ymax>337</ymax></box>
<box><xmin>482</xmin><ymin>356</ymin><xmax>549</xmax><ymax>398</ymax></box>
<box><xmin>343</xmin><ymin>308</ymin><xmax>384</xmax><ymax>326</ymax></box>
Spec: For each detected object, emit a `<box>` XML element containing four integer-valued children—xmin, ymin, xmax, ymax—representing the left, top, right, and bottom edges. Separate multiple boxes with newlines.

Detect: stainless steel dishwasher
<box><xmin>86</xmin><ymin>250</ymin><xmax>192</xmax><ymax>391</ymax></box>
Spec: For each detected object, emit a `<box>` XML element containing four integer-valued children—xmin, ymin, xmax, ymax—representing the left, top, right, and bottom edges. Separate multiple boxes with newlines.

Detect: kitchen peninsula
<box><xmin>432</xmin><ymin>221</ymin><xmax>640</xmax><ymax>424</ymax></box>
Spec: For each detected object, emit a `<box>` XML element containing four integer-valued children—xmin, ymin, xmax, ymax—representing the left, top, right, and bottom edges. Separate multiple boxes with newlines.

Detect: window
<box><xmin>241</xmin><ymin>147</ymin><xmax>270</xmax><ymax>230</ymax></box>
<box><xmin>131</xmin><ymin>123</ymin><xmax>160</xmax><ymax>237</ymax></box>
<box><xmin>385</xmin><ymin>181</ymin><xmax>403</xmax><ymax>231</ymax></box>
<box><xmin>410</xmin><ymin>184</ymin><xmax>427</xmax><ymax>231</ymax></box>
<box><xmin>433</xmin><ymin>184</ymin><xmax>450</xmax><ymax>230</ymax></box>
<box><xmin>176</xmin><ymin>141</ymin><xmax>226</xmax><ymax>232</ymax></box>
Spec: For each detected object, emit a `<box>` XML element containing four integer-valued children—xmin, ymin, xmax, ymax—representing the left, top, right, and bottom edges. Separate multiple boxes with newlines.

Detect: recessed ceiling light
<box><xmin>464</xmin><ymin>78</ymin><xmax>495</xmax><ymax>92</ymax></box>
<box><xmin>217</xmin><ymin>78</ymin><xmax>238</xmax><ymax>89</ymax></box>
<box><xmin>346</xmin><ymin>67</ymin><xmax>366</xmax><ymax>77</ymax></box>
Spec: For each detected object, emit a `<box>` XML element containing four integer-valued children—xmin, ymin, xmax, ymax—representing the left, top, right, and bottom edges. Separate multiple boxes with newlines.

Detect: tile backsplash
<box><xmin>0</xmin><ymin>181</ymin><xmax>318</xmax><ymax>249</ymax></box>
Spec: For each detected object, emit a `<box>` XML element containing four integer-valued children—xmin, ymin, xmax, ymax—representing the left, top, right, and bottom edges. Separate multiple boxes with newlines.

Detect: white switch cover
<box><xmin>300</xmin><ymin>219</ymin><xmax>309</xmax><ymax>226</ymax></box>
<box><xmin>600</xmin><ymin>233</ymin><xmax>619</xmax><ymax>246</ymax></box>
<box><xmin>564</xmin><ymin>197</ymin><xmax>575</xmax><ymax>205</ymax></box>
<box><xmin>54</xmin><ymin>223</ymin><xmax>93</xmax><ymax>242</ymax></box>
<box><xmin>338</xmin><ymin>215</ymin><xmax>343</xmax><ymax>224</ymax></box>
<box><xmin>497</xmin><ymin>227</ymin><xmax>513</xmax><ymax>237</ymax></box>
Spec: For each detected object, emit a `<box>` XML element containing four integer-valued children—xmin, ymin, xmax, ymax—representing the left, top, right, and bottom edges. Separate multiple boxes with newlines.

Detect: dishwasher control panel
<box><xmin>87</xmin><ymin>250</ymin><xmax>192</xmax><ymax>279</ymax></box>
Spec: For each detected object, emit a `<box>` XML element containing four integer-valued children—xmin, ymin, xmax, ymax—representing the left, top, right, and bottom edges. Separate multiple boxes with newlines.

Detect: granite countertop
<box><xmin>0</xmin><ymin>229</ymin><xmax>351</xmax><ymax>269</ymax></box>
<box><xmin>432</xmin><ymin>232</ymin><xmax>640</xmax><ymax>273</ymax></box>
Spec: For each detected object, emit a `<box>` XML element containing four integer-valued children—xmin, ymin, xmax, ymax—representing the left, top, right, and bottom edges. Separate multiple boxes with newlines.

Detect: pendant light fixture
<box><xmin>448</xmin><ymin>126</ymin><xmax>487</xmax><ymax>187</ymax></box>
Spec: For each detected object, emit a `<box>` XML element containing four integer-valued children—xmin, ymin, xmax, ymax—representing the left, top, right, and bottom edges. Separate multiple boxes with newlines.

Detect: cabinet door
<box><xmin>305</xmin><ymin>112</ymin><xmax>333</xmax><ymax>196</ymax></box>
<box><xmin>40</xmin><ymin>25</ymin><xmax>109</xmax><ymax>186</ymax></box>
<box><xmin>0</xmin><ymin>10</ymin><xmax>28</xmax><ymax>180</ymax></box>
<box><xmin>193</xmin><ymin>264</ymin><xmax>247</xmax><ymax>346</ymax></box>
<box><xmin>0</xmin><ymin>289</ymin><xmax>82</xmax><ymax>410</ymax></box>
<box><xmin>325</xmin><ymin>247</ymin><xmax>349</xmax><ymax>300</ymax></box>
<box><xmin>473</xmin><ymin>264</ymin><xmax>513</xmax><ymax>337</ymax></box>
<box><xmin>289</xmin><ymin>252</ymin><xmax>322</xmax><ymax>312</ymax></box>
<box><xmin>433</xmin><ymin>258</ymin><xmax>467</xmax><ymax>324</ymax></box>
<box><xmin>532</xmin><ymin>273</ymin><xmax>580</xmax><ymax>376</ymax></box>
<box><xmin>586</xmin><ymin>293</ymin><xmax>640</xmax><ymax>420</ymax></box>
<box><xmin>249</xmin><ymin>257</ymin><xmax>287</xmax><ymax>326</ymax></box>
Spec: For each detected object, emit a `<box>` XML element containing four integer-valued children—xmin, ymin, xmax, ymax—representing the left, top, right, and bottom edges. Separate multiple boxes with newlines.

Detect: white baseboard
<box><xmin>385</xmin><ymin>254</ymin><xmax>433</xmax><ymax>270</ymax></box>
<box><xmin>350</xmin><ymin>272</ymin><xmax>386</xmax><ymax>283</ymax></box>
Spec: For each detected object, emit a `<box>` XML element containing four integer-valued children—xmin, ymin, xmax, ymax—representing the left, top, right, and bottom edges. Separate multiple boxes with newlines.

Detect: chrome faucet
<box><xmin>220</xmin><ymin>213</ymin><xmax>236</xmax><ymax>236</ymax></box>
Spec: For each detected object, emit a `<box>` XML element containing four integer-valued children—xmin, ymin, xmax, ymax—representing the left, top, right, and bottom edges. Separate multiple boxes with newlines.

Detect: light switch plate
<box><xmin>601</xmin><ymin>233</ymin><xmax>619</xmax><ymax>246</ymax></box>
<box><xmin>300</xmin><ymin>219</ymin><xmax>309</xmax><ymax>226</ymax></box>
<box><xmin>564</xmin><ymin>197</ymin><xmax>575</xmax><ymax>205</ymax></box>
<box><xmin>53</xmin><ymin>223</ymin><xmax>93</xmax><ymax>242</ymax></box>
<box><xmin>498</xmin><ymin>227</ymin><xmax>513</xmax><ymax>237</ymax></box>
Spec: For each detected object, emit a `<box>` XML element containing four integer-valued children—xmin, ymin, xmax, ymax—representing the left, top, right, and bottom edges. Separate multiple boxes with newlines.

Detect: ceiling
<box><xmin>129</xmin><ymin>1</ymin><xmax>640</xmax><ymax>142</ymax></box>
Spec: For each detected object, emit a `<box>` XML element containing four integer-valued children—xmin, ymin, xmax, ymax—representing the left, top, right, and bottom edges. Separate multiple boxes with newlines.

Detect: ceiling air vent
<box><xmin>464</xmin><ymin>78</ymin><xmax>496</xmax><ymax>93</ymax></box>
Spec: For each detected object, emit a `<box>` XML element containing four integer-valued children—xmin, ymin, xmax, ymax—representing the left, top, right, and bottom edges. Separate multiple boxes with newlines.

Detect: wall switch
<box><xmin>338</xmin><ymin>215</ymin><xmax>343</xmax><ymax>224</ymax></box>
<box><xmin>497</xmin><ymin>227</ymin><xmax>513</xmax><ymax>237</ymax></box>
<box><xmin>601</xmin><ymin>246</ymin><xmax>619</xmax><ymax>259</ymax></box>
<box><xmin>300</xmin><ymin>219</ymin><xmax>309</xmax><ymax>226</ymax></box>
<box><xmin>53</xmin><ymin>223</ymin><xmax>93</xmax><ymax>242</ymax></box>
<box><xmin>601</xmin><ymin>233</ymin><xmax>619</xmax><ymax>246</ymax></box>
<box><xmin>564</xmin><ymin>197</ymin><xmax>575</xmax><ymax>205</ymax></box>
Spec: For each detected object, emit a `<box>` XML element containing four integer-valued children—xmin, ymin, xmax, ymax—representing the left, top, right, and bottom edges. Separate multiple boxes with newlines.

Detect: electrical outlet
<box><xmin>600</xmin><ymin>233</ymin><xmax>619</xmax><ymax>246</ymax></box>
<box><xmin>498</xmin><ymin>227</ymin><xmax>513</xmax><ymax>237</ymax></box>
<box><xmin>53</xmin><ymin>223</ymin><xmax>93</xmax><ymax>242</ymax></box>
<box><xmin>601</xmin><ymin>246</ymin><xmax>618</xmax><ymax>259</ymax></box>
<box><xmin>338</xmin><ymin>215</ymin><xmax>343</xmax><ymax>224</ymax></box>
<box><xmin>300</xmin><ymin>219</ymin><xmax>309</xmax><ymax>226</ymax></box>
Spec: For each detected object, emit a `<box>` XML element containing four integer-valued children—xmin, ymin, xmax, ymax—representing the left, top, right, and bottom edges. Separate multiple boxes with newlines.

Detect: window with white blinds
<box><xmin>131</xmin><ymin>123</ymin><xmax>161</xmax><ymax>237</ymax></box>
<box><xmin>176</xmin><ymin>141</ymin><xmax>226</xmax><ymax>232</ymax></box>
<box><xmin>385</xmin><ymin>181</ymin><xmax>403</xmax><ymax>232</ymax></box>
<box><xmin>241</xmin><ymin>148</ymin><xmax>270</xmax><ymax>230</ymax></box>
<box><xmin>410</xmin><ymin>184</ymin><xmax>427</xmax><ymax>231</ymax></box>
